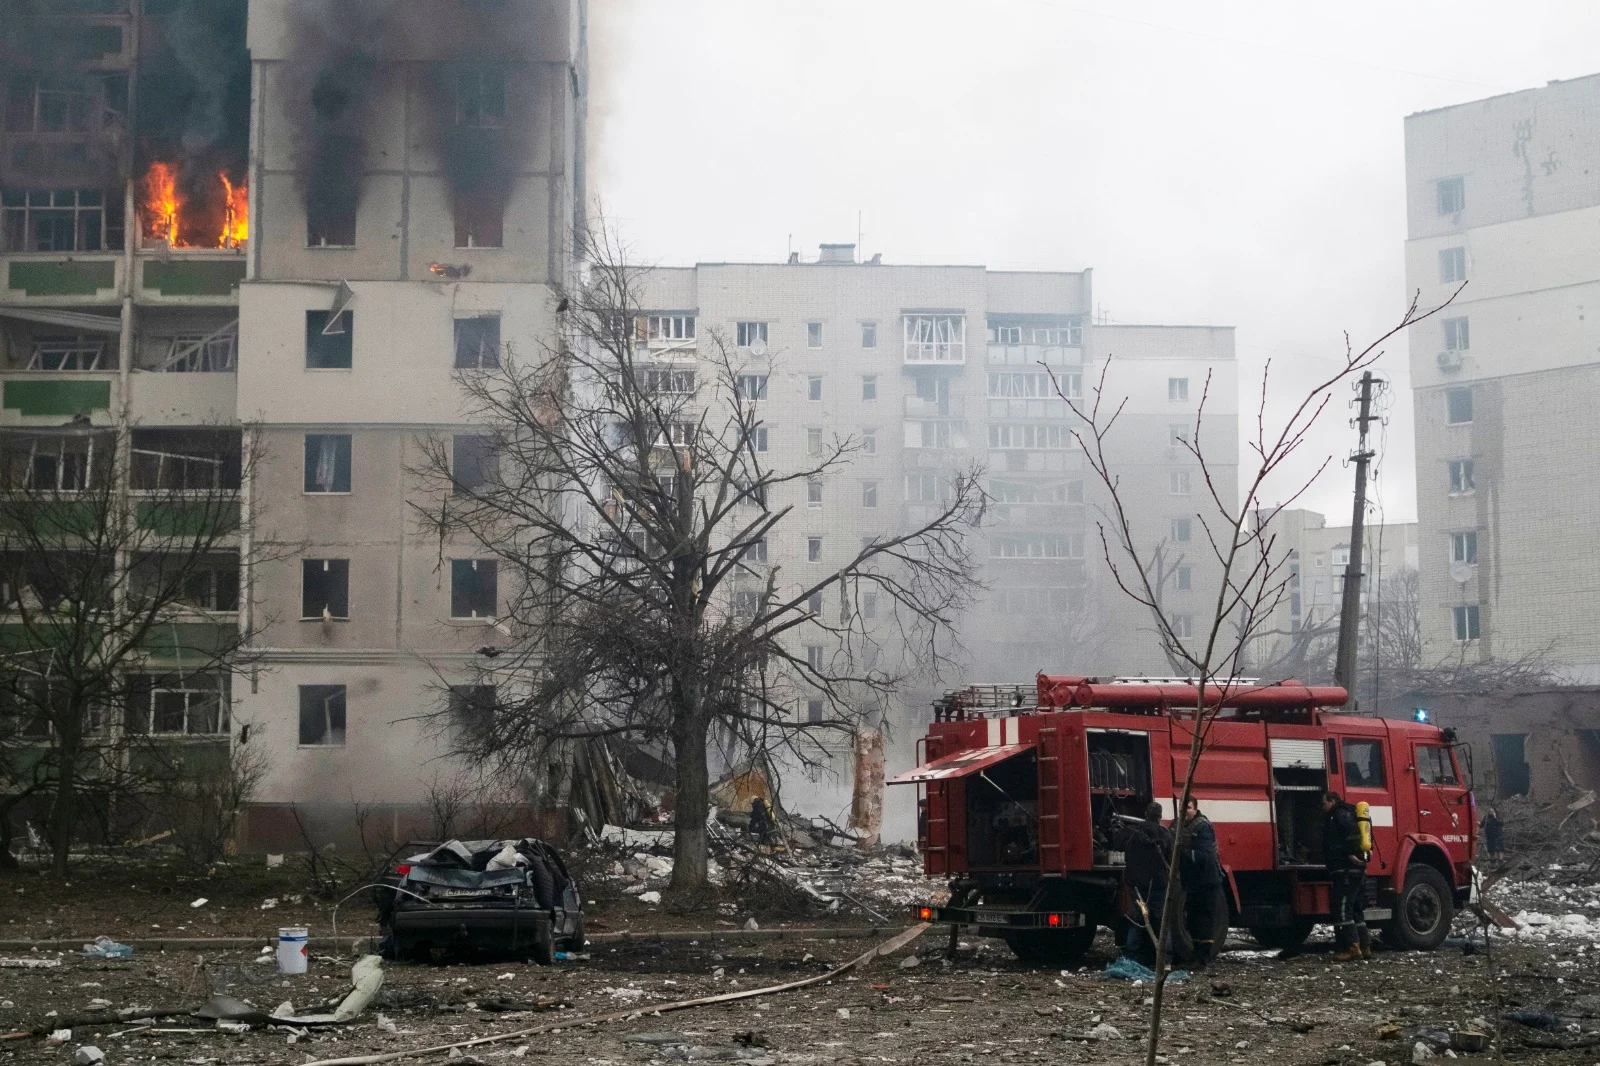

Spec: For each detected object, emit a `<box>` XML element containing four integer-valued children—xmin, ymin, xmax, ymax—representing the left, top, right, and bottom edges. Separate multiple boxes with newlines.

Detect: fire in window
<box><xmin>451</xmin><ymin>558</ymin><xmax>498</xmax><ymax>618</ymax></box>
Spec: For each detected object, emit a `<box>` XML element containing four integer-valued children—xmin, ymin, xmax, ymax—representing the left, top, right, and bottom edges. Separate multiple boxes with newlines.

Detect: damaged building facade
<box><xmin>0</xmin><ymin>0</ymin><xmax>589</xmax><ymax>847</ymax></box>
<box><xmin>1405</xmin><ymin>74</ymin><xmax>1600</xmax><ymax>681</ymax></box>
<box><xmin>633</xmin><ymin>256</ymin><xmax>1237</xmax><ymax>839</ymax></box>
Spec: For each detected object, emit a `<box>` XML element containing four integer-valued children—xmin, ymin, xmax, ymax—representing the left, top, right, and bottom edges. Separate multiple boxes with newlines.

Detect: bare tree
<box><xmin>411</xmin><ymin>227</ymin><xmax>986</xmax><ymax>893</ymax></box>
<box><xmin>1052</xmin><ymin>291</ymin><xmax>1454</xmax><ymax>1066</ymax></box>
<box><xmin>0</xmin><ymin>423</ymin><xmax>279</xmax><ymax>875</ymax></box>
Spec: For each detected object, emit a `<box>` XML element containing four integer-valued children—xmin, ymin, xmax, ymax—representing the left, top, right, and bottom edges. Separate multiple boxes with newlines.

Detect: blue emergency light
<box><xmin>1413</xmin><ymin>708</ymin><xmax>1430</xmax><ymax>723</ymax></box>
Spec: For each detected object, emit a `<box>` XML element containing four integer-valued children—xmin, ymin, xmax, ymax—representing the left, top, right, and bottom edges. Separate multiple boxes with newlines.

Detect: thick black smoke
<box><xmin>285</xmin><ymin>0</ymin><xmax>531</xmax><ymax>233</ymax></box>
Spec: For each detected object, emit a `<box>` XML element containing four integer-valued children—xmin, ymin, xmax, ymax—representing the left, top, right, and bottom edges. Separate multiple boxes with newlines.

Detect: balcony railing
<box><xmin>986</xmin><ymin>344</ymin><xmax>1082</xmax><ymax>368</ymax></box>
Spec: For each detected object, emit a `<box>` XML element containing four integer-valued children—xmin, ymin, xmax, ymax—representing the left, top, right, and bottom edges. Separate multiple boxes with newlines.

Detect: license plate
<box><xmin>436</xmin><ymin>889</ymin><xmax>492</xmax><ymax>899</ymax></box>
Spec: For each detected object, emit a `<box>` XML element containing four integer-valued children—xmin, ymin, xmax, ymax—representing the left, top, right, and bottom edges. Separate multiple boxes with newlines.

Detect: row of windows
<box><xmin>296</xmin><ymin>683</ymin><xmax>498</xmax><ymax>747</ymax></box>
<box><xmin>653</xmin><ymin>318</ymin><xmax>1083</xmax><ymax>354</ymax></box>
<box><xmin>987</xmin><ymin>372</ymin><xmax>1082</xmax><ymax>399</ymax></box>
<box><xmin>1</xmin><ymin>675</ymin><xmax>231</xmax><ymax>741</ymax></box>
<box><xmin>988</xmin><ymin>324</ymin><xmax>1083</xmax><ymax>346</ymax></box>
<box><xmin>301</xmin><ymin>557</ymin><xmax>496</xmax><ymax>620</ymax></box>
<box><xmin>302</xmin><ymin>433</ymin><xmax>493</xmax><ymax>495</ymax></box>
<box><xmin>990</xmin><ymin>533</ymin><xmax>1084</xmax><ymax>559</ymax></box>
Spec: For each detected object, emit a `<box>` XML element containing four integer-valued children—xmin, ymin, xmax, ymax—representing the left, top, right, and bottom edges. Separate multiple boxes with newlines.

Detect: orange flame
<box><xmin>220</xmin><ymin>172</ymin><xmax>248</xmax><ymax>248</ymax></box>
<box><xmin>141</xmin><ymin>161</ymin><xmax>181</xmax><ymax>246</ymax></box>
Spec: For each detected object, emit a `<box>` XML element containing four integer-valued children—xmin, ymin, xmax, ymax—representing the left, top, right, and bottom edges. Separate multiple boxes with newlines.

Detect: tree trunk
<box><xmin>0</xmin><ymin>796</ymin><xmax>19</xmax><ymax>870</ymax></box>
<box><xmin>669</xmin><ymin>704</ymin><xmax>711</xmax><ymax>893</ymax></box>
<box><xmin>49</xmin><ymin>752</ymin><xmax>78</xmax><ymax>878</ymax></box>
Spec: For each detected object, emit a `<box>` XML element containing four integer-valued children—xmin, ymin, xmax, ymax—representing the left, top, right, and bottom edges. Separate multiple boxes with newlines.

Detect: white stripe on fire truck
<box><xmin>1004</xmin><ymin>717</ymin><xmax>1019</xmax><ymax>745</ymax></box>
<box><xmin>987</xmin><ymin>718</ymin><xmax>1001</xmax><ymax>746</ymax></box>
<box><xmin>1367</xmin><ymin>805</ymin><xmax>1394</xmax><ymax>827</ymax></box>
<box><xmin>1198</xmin><ymin>799</ymin><xmax>1272</xmax><ymax>823</ymax></box>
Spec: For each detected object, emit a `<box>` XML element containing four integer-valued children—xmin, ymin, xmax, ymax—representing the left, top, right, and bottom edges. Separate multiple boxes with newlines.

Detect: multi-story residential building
<box><xmin>1247</xmin><ymin>508</ymin><xmax>1419</xmax><ymax>678</ymax></box>
<box><xmin>635</xmin><ymin>252</ymin><xmax>1237</xmax><ymax>836</ymax></box>
<box><xmin>1</xmin><ymin>0</ymin><xmax>588</xmax><ymax>844</ymax></box>
<box><xmin>1405</xmin><ymin>74</ymin><xmax>1600</xmax><ymax>681</ymax></box>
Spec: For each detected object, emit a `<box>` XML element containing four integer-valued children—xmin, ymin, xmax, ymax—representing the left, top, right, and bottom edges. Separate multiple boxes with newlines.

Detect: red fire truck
<box><xmin>891</xmin><ymin>674</ymin><xmax>1475</xmax><ymax>963</ymax></box>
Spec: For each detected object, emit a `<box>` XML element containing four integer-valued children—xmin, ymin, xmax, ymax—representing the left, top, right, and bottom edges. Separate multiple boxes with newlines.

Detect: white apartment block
<box><xmin>635</xmin><ymin>253</ymin><xmax>1237</xmax><ymax>836</ymax></box>
<box><xmin>1248</xmin><ymin>508</ymin><xmax>1419</xmax><ymax>677</ymax></box>
<box><xmin>1405</xmin><ymin>74</ymin><xmax>1600</xmax><ymax>681</ymax></box>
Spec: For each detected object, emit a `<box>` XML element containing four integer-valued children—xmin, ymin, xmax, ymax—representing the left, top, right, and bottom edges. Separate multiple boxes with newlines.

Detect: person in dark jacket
<box><xmin>1322</xmin><ymin>790</ymin><xmax>1369</xmax><ymax>961</ymax></box>
<box><xmin>1483</xmin><ymin>806</ymin><xmax>1505</xmax><ymax>860</ymax></box>
<box><xmin>747</xmin><ymin>797</ymin><xmax>773</xmax><ymax>846</ymax></box>
<box><xmin>1116</xmin><ymin>801</ymin><xmax>1187</xmax><ymax>963</ymax></box>
<box><xmin>1179</xmin><ymin>797</ymin><xmax>1227</xmax><ymax>968</ymax></box>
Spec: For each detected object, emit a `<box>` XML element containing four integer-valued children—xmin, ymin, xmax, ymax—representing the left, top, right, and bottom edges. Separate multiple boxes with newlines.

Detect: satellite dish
<box><xmin>1448</xmin><ymin>561</ymin><xmax>1472</xmax><ymax>584</ymax></box>
<box><xmin>749</xmin><ymin>338</ymin><xmax>769</xmax><ymax>357</ymax></box>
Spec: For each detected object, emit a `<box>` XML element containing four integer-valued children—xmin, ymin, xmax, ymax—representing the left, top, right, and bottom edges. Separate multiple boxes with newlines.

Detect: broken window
<box><xmin>150</xmin><ymin>328</ymin><xmax>238</xmax><ymax>373</ymax></box>
<box><xmin>125</xmin><ymin>674</ymin><xmax>228</xmax><ymax>735</ymax></box>
<box><xmin>1491</xmin><ymin>733</ymin><xmax>1530</xmax><ymax>797</ymax></box>
<box><xmin>449</xmin><ymin>684</ymin><xmax>497</xmax><ymax>743</ymax></box>
<box><xmin>306</xmin><ymin>197</ymin><xmax>356</xmax><ymax>247</ymax></box>
<box><xmin>130</xmin><ymin>552</ymin><xmax>239</xmax><ymax>612</ymax></box>
<box><xmin>455</xmin><ymin>68</ymin><xmax>506</xmax><ymax>128</ymax></box>
<box><xmin>807</xmin><ymin>375</ymin><xmax>822</xmax><ymax>401</ymax></box>
<box><xmin>745</xmin><ymin>427</ymin><xmax>768</xmax><ymax>452</ymax></box>
<box><xmin>735</xmin><ymin>321</ymin><xmax>768</xmax><ymax>348</ymax></box>
<box><xmin>807</xmin><ymin>322</ymin><xmax>823</xmax><ymax>348</ymax></box>
<box><xmin>643</xmin><ymin>368</ymin><xmax>695</xmax><ymax>394</ymax></box>
<box><xmin>903</xmin><ymin>314</ymin><xmax>965</xmax><ymax>363</ymax></box>
<box><xmin>1443</xmin><ymin>316</ymin><xmax>1470</xmax><ymax>352</ymax></box>
<box><xmin>305</xmin><ymin>311</ymin><xmax>353</xmax><ymax>369</ymax></box>
<box><xmin>298</xmin><ymin>684</ymin><xmax>347</xmax><ymax>745</ymax></box>
<box><xmin>5</xmin><ymin>75</ymin><xmax>92</xmax><ymax>133</ymax></box>
<box><xmin>28</xmin><ymin>334</ymin><xmax>106</xmax><ymax>370</ymax></box>
<box><xmin>302</xmin><ymin>558</ymin><xmax>350</xmax><ymax>619</ymax></box>
<box><xmin>451</xmin><ymin>558</ymin><xmax>498</xmax><ymax>618</ymax></box>
<box><xmin>454</xmin><ymin>192</ymin><xmax>504</xmax><ymax>249</ymax></box>
<box><xmin>303</xmin><ymin>434</ymin><xmax>352</xmax><ymax>493</ymax></box>
<box><xmin>453</xmin><ymin>315</ymin><xmax>501</xmax><ymax>369</ymax></box>
<box><xmin>130</xmin><ymin>429</ymin><xmax>242</xmax><ymax>491</ymax></box>
<box><xmin>737</xmin><ymin>374</ymin><xmax>767</xmax><ymax>400</ymax></box>
<box><xmin>451</xmin><ymin>434</ymin><xmax>497</xmax><ymax>495</ymax></box>
<box><xmin>0</xmin><ymin>432</ymin><xmax>108</xmax><ymax>491</ymax></box>
<box><xmin>1</xmin><ymin>188</ymin><xmax>117</xmax><ymax>253</ymax></box>
<box><xmin>990</xmin><ymin>325</ymin><xmax>1022</xmax><ymax>344</ymax></box>
<box><xmin>807</xmin><ymin>537</ymin><xmax>822</xmax><ymax>561</ymax></box>
<box><xmin>1446</xmin><ymin>388</ymin><xmax>1473</xmax><ymax>424</ymax></box>
<box><xmin>1341</xmin><ymin>739</ymin><xmax>1386</xmax><ymax>788</ymax></box>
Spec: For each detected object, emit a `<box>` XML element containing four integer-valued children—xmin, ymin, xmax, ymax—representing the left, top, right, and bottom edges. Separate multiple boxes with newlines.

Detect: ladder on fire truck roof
<box><xmin>933</xmin><ymin>675</ymin><xmax>1349</xmax><ymax>723</ymax></box>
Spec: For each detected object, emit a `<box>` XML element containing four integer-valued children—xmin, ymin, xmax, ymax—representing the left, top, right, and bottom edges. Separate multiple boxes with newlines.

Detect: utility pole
<box><xmin>1334</xmin><ymin>371</ymin><xmax>1382</xmax><ymax>694</ymax></box>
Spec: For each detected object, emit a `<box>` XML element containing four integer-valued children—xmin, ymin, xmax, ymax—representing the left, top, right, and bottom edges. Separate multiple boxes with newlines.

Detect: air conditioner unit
<box><xmin>1437</xmin><ymin>350</ymin><xmax>1464</xmax><ymax>372</ymax></box>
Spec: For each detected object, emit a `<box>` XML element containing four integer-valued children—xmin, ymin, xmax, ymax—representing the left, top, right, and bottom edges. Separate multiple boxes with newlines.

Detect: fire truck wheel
<box><xmin>1004</xmin><ymin>925</ymin><xmax>1097</xmax><ymax>965</ymax></box>
<box><xmin>1388</xmin><ymin>863</ymin><xmax>1453</xmax><ymax>950</ymax></box>
<box><xmin>1245</xmin><ymin>917</ymin><xmax>1314</xmax><ymax>951</ymax></box>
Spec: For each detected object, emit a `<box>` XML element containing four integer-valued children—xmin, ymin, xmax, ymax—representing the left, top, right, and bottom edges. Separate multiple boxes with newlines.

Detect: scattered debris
<box><xmin>78</xmin><ymin>938</ymin><xmax>132</xmax><ymax>960</ymax></box>
<box><xmin>0</xmin><ymin>958</ymin><xmax>62</xmax><ymax>970</ymax></box>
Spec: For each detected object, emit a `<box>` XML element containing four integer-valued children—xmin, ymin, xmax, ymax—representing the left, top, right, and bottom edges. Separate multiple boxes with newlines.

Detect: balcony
<box><xmin>136</xmin><ymin>253</ymin><xmax>245</xmax><ymax>304</ymax></box>
<box><xmin>903</xmin><ymin>395</ymin><xmax>965</xmax><ymax>418</ymax></box>
<box><xmin>1</xmin><ymin>253</ymin><xmax>121</xmax><ymax>303</ymax></box>
<box><xmin>0</xmin><ymin>372</ymin><xmax>117</xmax><ymax>425</ymax></box>
<box><xmin>986</xmin><ymin>344</ymin><xmax>1082</xmax><ymax>368</ymax></box>
<box><xmin>903</xmin><ymin>314</ymin><xmax>966</xmax><ymax>365</ymax></box>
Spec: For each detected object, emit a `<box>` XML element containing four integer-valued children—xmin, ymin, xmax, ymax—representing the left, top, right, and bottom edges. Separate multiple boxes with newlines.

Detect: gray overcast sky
<box><xmin>590</xmin><ymin>1</ymin><xmax>1600</xmax><ymax>525</ymax></box>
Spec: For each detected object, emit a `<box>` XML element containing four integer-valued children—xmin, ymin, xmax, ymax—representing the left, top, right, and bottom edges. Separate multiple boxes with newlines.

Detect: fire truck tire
<box><xmin>1387</xmin><ymin>863</ymin><xmax>1453</xmax><ymax>950</ymax></box>
<box><xmin>1004</xmin><ymin>924</ymin><xmax>1098</xmax><ymax>965</ymax></box>
<box><xmin>1246</xmin><ymin>917</ymin><xmax>1314</xmax><ymax>951</ymax></box>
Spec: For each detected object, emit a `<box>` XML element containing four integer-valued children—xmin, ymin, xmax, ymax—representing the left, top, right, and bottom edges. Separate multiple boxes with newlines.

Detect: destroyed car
<box><xmin>376</xmin><ymin>838</ymin><xmax>583</xmax><ymax>964</ymax></box>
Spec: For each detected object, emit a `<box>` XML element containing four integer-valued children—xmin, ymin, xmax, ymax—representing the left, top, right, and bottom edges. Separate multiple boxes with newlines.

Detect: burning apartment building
<box><xmin>0</xmin><ymin>0</ymin><xmax>589</xmax><ymax>848</ymax></box>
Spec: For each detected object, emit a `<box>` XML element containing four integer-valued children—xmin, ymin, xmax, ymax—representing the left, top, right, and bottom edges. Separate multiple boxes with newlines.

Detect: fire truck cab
<box><xmin>892</xmin><ymin>674</ymin><xmax>1475</xmax><ymax>964</ymax></box>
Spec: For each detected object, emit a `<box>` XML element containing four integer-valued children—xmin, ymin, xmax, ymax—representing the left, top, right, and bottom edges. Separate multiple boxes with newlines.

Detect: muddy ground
<box><xmin>1</xmin><ymin>861</ymin><xmax>1596</xmax><ymax>1065</ymax></box>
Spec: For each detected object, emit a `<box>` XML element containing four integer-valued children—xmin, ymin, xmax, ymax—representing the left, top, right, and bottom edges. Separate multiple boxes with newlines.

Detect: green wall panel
<box><xmin>5</xmin><ymin>259</ymin><xmax>116</xmax><ymax>297</ymax></box>
<box><xmin>2</xmin><ymin>378</ymin><xmax>112</xmax><ymax>416</ymax></box>
<box><xmin>141</xmin><ymin>260</ymin><xmax>246</xmax><ymax>297</ymax></box>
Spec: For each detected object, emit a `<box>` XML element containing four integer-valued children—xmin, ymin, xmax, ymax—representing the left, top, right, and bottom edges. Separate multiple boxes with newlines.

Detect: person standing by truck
<box><xmin>1179</xmin><ymin>796</ymin><xmax>1227</xmax><ymax>969</ymax></box>
<box><xmin>1117</xmin><ymin>801</ymin><xmax>1187</xmax><ymax>963</ymax></box>
<box><xmin>1322</xmin><ymin>790</ymin><xmax>1370</xmax><ymax>961</ymax></box>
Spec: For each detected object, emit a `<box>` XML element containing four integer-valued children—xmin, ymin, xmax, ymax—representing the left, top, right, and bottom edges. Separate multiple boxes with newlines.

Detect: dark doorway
<box><xmin>1491</xmin><ymin>733</ymin><xmax>1531</xmax><ymax>798</ymax></box>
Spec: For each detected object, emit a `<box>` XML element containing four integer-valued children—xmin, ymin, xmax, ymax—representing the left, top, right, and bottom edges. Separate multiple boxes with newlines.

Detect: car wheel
<box><xmin>1386</xmin><ymin>863</ymin><xmax>1453</xmax><ymax>950</ymax></box>
<box><xmin>1247</xmin><ymin>917</ymin><xmax>1314</xmax><ymax>951</ymax></box>
<box><xmin>1004</xmin><ymin>924</ymin><xmax>1097</xmax><ymax>966</ymax></box>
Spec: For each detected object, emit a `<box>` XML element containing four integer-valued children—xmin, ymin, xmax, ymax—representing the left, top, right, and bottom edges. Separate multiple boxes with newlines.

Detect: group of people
<box><xmin>1115</xmin><ymin>796</ymin><xmax>1228</xmax><ymax>969</ymax></box>
<box><xmin>1117</xmin><ymin>789</ymin><xmax>1375</xmax><ymax>967</ymax></box>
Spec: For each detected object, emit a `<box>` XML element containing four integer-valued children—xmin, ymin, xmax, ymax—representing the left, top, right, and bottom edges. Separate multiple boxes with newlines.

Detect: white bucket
<box><xmin>277</xmin><ymin>926</ymin><xmax>309</xmax><ymax>974</ymax></box>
